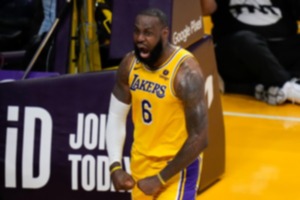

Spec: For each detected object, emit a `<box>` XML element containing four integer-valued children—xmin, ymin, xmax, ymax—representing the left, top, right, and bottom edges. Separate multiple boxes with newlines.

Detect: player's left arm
<box><xmin>137</xmin><ymin>56</ymin><xmax>208</xmax><ymax>195</ymax></box>
<box><xmin>160</xmin><ymin>56</ymin><xmax>208</xmax><ymax>182</ymax></box>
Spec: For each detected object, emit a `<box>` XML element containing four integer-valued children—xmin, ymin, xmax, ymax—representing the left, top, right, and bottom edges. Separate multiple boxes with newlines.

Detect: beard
<box><xmin>134</xmin><ymin>38</ymin><xmax>163</xmax><ymax>70</ymax></box>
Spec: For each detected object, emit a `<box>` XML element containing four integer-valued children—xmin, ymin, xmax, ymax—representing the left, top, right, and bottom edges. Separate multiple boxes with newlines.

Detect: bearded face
<box><xmin>134</xmin><ymin>37</ymin><xmax>163</xmax><ymax>70</ymax></box>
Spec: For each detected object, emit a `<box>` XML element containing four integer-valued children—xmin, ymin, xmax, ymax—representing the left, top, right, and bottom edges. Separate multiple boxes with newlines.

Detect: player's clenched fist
<box><xmin>137</xmin><ymin>175</ymin><xmax>163</xmax><ymax>196</ymax></box>
<box><xmin>111</xmin><ymin>169</ymin><xmax>135</xmax><ymax>190</ymax></box>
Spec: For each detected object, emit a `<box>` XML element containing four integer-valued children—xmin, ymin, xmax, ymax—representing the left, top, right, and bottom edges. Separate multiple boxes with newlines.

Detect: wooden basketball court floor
<box><xmin>197</xmin><ymin>93</ymin><xmax>300</xmax><ymax>200</ymax></box>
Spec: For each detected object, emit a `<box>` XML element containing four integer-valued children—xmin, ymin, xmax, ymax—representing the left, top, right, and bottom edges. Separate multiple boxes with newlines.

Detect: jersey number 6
<box><xmin>141</xmin><ymin>100</ymin><xmax>152</xmax><ymax>124</ymax></box>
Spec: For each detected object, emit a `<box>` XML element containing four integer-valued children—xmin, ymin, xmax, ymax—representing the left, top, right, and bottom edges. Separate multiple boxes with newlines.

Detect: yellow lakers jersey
<box><xmin>128</xmin><ymin>47</ymin><xmax>194</xmax><ymax>158</ymax></box>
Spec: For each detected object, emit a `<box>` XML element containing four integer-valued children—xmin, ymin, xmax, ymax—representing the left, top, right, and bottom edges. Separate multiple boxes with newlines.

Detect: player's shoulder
<box><xmin>120</xmin><ymin>51</ymin><xmax>135</xmax><ymax>66</ymax></box>
<box><xmin>176</xmin><ymin>48</ymin><xmax>202</xmax><ymax>79</ymax></box>
<box><xmin>117</xmin><ymin>51</ymin><xmax>136</xmax><ymax>73</ymax></box>
<box><xmin>179</xmin><ymin>51</ymin><xmax>200</xmax><ymax>70</ymax></box>
<box><xmin>173</xmin><ymin>47</ymin><xmax>196</xmax><ymax>63</ymax></box>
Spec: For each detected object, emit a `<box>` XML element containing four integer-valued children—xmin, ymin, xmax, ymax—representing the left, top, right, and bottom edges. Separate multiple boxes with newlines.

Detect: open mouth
<box><xmin>138</xmin><ymin>47</ymin><xmax>150</xmax><ymax>59</ymax></box>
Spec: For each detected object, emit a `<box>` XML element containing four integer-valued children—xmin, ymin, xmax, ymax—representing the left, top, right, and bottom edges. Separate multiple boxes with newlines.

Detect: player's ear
<box><xmin>162</xmin><ymin>26</ymin><xmax>169</xmax><ymax>39</ymax></box>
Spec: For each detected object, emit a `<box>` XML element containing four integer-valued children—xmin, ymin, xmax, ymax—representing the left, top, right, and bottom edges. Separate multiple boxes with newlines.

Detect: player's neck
<box><xmin>154</xmin><ymin>43</ymin><xmax>176</xmax><ymax>68</ymax></box>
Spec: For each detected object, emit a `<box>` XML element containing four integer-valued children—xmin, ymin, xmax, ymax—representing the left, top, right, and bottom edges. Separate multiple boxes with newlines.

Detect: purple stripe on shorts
<box><xmin>176</xmin><ymin>168</ymin><xmax>185</xmax><ymax>200</ymax></box>
<box><xmin>180</xmin><ymin>157</ymin><xmax>200</xmax><ymax>200</ymax></box>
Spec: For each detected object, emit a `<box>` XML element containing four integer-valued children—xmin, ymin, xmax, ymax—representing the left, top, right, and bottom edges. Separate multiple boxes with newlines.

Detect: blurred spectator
<box><xmin>38</xmin><ymin>0</ymin><xmax>57</xmax><ymax>36</ymax></box>
<box><xmin>211</xmin><ymin>0</ymin><xmax>300</xmax><ymax>105</ymax></box>
<box><xmin>22</xmin><ymin>0</ymin><xmax>58</xmax><ymax>72</ymax></box>
<box><xmin>201</xmin><ymin>0</ymin><xmax>217</xmax><ymax>16</ymax></box>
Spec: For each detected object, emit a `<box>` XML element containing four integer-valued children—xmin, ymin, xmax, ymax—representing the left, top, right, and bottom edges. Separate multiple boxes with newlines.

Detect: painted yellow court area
<box><xmin>198</xmin><ymin>94</ymin><xmax>300</xmax><ymax>200</ymax></box>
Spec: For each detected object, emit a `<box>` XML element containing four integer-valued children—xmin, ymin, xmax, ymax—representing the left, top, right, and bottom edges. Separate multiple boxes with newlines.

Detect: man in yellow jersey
<box><xmin>106</xmin><ymin>7</ymin><xmax>213</xmax><ymax>200</ymax></box>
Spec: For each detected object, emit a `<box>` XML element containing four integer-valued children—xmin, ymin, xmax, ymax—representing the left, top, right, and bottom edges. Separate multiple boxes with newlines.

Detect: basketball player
<box><xmin>106</xmin><ymin>8</ymin><xmax>208</xmax><ymax>200</ymax></box>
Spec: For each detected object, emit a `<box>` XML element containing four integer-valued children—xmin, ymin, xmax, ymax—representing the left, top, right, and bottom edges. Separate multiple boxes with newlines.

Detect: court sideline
<box><xmin>197</xmin><ymin>93</ymin><xmax>300</xmax><ymax>200</ymax></box>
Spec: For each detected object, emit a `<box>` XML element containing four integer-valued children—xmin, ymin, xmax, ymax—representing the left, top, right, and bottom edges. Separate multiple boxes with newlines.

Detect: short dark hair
<box><xmin>138</xmin><ymin>8</ymin><xmax>169</xmax><ymax>27</ymax></box>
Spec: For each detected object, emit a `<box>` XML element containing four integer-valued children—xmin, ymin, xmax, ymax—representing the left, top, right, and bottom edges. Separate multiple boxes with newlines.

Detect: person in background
<box><xmin>201</xmin><ymin>0</ymin><xmax>217</xmax><ymax>16</ymax></box>
<box><xmin>211</xmin><ymin>0</ymin><xmax>300</xmax><ymax>105</ymax></box>
<box><xmin>38</xmin><ymin>0</ymin><xmax>56</xmax><ymax>36</ymax></box>
<box><xmin>22</xmin><ymin>0</ymin><xmax>57</xmax><ymax>71</ymax></box>
<box><xmin>105</xmin><ymin>6</ymin><xmax>213</xmax><ymax>200</ymax></box>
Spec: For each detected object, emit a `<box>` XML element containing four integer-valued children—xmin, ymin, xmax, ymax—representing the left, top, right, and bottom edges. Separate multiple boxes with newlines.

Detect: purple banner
<box><xmin>0</xmin><ymin>70</ymin><xmax>59</xmax><ymax>82</ymax></box>
<box><xmin>0</xmin><ymin>71</ymin><xmax>132</xmax><ymax>200</ymax></box>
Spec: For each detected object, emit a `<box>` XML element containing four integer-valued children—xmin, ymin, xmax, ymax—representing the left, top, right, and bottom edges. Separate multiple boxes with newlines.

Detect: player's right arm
<box><xmin>112</xmin><ymin>52</ymin><xmax>134</xmax><ymax>104</ymax></box>
<box><xmin>106</xmin><ymin>52</ymin><xmax>135</xmax><ymax>190</ymax></box>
